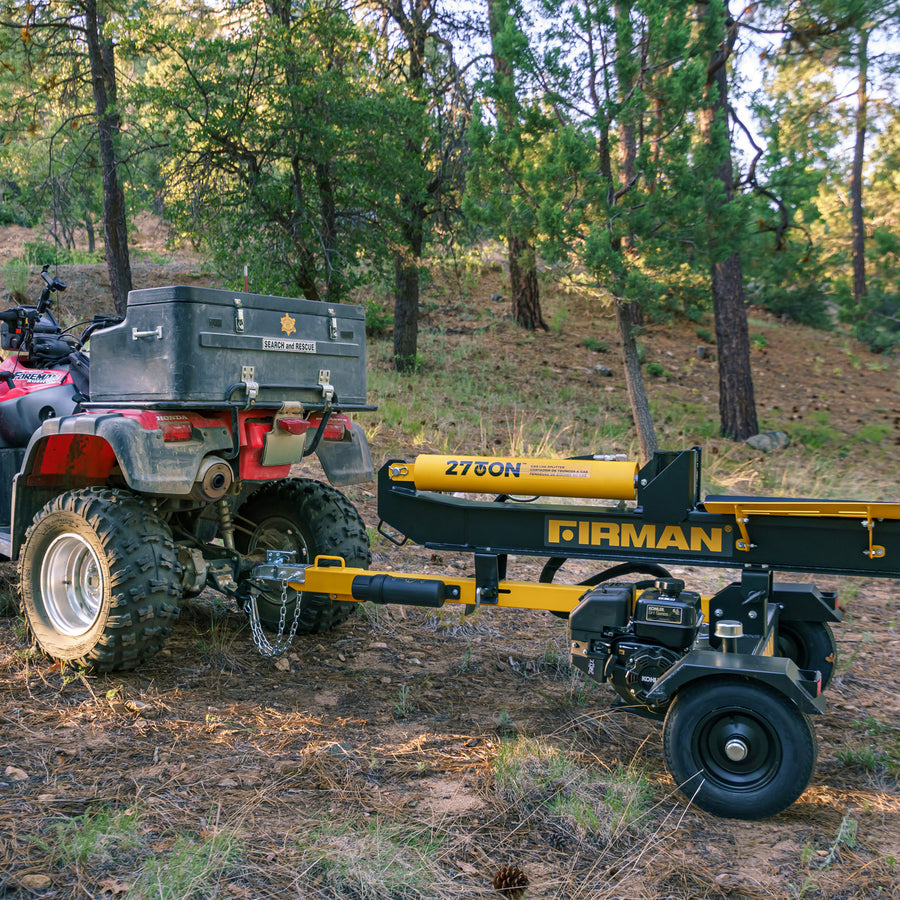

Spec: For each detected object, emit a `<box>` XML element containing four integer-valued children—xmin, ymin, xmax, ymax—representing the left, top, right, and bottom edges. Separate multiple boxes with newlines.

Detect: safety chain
<box><xmin>244</xmin><ymin>577</ymin><xmax>303</xmax><ymax>658</ymax></box>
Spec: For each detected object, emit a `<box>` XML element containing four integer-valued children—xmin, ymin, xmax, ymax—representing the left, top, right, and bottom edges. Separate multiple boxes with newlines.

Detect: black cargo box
<box><xmin>88</xmin><ymin>286</ymin><xmax>367</xmax><ymax>408</ymax></box>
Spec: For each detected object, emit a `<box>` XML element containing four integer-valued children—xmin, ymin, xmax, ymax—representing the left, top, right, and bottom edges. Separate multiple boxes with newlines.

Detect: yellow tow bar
<box><xmin>262</xmin><ymin>555</ymin><xmax>587</xmax><ymax>615</ymax></box>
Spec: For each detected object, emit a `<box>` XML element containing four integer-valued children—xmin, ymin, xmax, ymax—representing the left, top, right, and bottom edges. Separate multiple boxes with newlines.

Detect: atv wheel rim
<box><xmin>41</xmin><ymin>534</ymin><xmax>104</xmax><ymax>636</ymax></box>
<box><xmin>249</xmin><ymin>517</ymin><xmax>309</xmax><ymax>559</ymax></box>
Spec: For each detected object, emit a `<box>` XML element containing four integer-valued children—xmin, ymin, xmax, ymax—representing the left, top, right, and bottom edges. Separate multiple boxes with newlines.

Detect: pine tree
<box><xmin>698</xmin><ymin>0</ymin><xmax>757</xmax><ymax>441</ymax></box>
<box><xmin>1</xmin><ymin>0</ymin><xmax>133</xmax><ymax>312</ymax></box>
<box><xmin>485</xmin><ymin>0</ymin><xmax>546</xmax><ymax>332</ymax></box>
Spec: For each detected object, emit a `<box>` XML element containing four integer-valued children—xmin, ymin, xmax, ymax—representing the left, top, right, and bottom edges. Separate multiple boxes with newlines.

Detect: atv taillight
<box><xmin>276</xmin><ymin>417</ymin><xmax>311</xmax><ymax>435</ymax></box>
<box><xmin>309</xmin><ymin>412</ymin><xmax>350</xmax><ymax>441</ymax></box>
<box><xmin>322</xmin><ymin>421</ymin><xmax>347</xmax><ymax>440</ymax></box>
<box><xmin>161</xmin><ymin>421</ymin><xmax>193</xmax><ymax>442</ymax></box>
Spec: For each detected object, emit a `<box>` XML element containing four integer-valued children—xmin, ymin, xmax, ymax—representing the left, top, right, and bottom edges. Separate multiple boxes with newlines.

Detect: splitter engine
<box><xmin>570</xmin><ymin>578</ymin><xmax>702</xmax><ymax>712</ymax></box>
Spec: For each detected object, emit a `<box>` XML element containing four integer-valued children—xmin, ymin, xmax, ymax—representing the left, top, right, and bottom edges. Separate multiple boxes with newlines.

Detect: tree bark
<box><xmin>508</xmin><ymin>233</ymin><xmax>546</xmax><ymax>330</ymax></box>
<box><xmin>613</xmin><ymin>2</ymin><xmax>656</xmax><ymax>464</ymax></box>
<box><xmin>392</xmin><ymin>194</ymin><xmax>424</xmax><ymax>370</ymax></box>
<box><xmin>700</xmin><ymin>0</ymin><xmax>758</xmax><ymax>441</ymax></box>
<box><xmin>850</xmin><ymin>28</ymin><xmax>869</xmax><ymax>303</ymax></box>
<box><xmin>394</xmin><ymin>201</ymin><xmax>424</xmax><ymax>372</ymax></box>
<box><xmin>712</xmin><ymin>252</ymin><xmax>757</xmax><ymax>436</ymax></box>
<box><xmin>385</xmin><ymin>0</ymin><xmax>430</xmax><ymax>372</ymax></box>
<box><xmin>617</xmin><ymin>299</ymin><xmax>657</xmax><ymax>464</ymax></box>
<box><xmin>83</xmin><ymin>0</ymin><xmax>132</xmax><ymax>316</ymax></box>
<box><xmin>487</xmin><ymin>0</ymin><xmax>546</xmax><ymax>332</ymax></box>
<box><xmin>393</xmin><ymin>247</ymin><xmax>420</xmax><ymax>372</ymax></box>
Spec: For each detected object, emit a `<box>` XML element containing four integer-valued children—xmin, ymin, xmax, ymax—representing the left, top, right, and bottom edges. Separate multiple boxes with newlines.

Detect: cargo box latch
<box><xmin>234</xmin><ymin>298</ymin><xmax>245</xmax><ymax>333</ymax></box>
<box><xmin>241</xmin><ymin>365</ymin><xmax>259</xmax><ymax>404</ymax></box>
<box><xmin>318</xmin><ymin>369</ymin><xmax>334</xmax><ymax>404</ymax></box>
<box><xmin>328</xmin><ymin>308</ymin><xmax>338</xmax><ymax>341</ymax></box>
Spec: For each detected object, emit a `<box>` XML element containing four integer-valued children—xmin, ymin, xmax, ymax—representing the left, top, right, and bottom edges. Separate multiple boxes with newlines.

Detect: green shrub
<box><xmin>365</xmin><ymin>298</ymin><xmax>393</xmax><ymax>337</ymax></box>
<box><xmin>761</xmin><ymin>289</ymin><xmax>833</xmax><ymax>330</ymax></box>
<box><xmin>0</xmin><ymin>201</ymin><xmax>31</xmax><ymax>227</ymax></box>
<box><xmin>1</xmin><ymin>258</ymin><xmax>29</xmax><ymax>297</ymax></box>
<box><xmin>21</xmin><ymin>239</ymin><xmax>103</xmax><ymax>266</ymax></box>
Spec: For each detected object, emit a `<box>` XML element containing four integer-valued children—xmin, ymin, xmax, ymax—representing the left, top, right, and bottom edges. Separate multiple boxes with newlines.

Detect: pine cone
<box><xmin>492</xmin><ymin>864</ymin><xmax>529</xmax><ymax>899</ymax></box>
<box><xmin>541</xmin><ymin>828</ymin><xmax>571</xmax><ymax>851</ymax></box>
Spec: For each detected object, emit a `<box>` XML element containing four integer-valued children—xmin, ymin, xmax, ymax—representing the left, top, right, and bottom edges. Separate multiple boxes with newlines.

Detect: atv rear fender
<box><xmin>9</xmin><ymin>409</ymin><xmax>373</xmax><ymax>556</ymax></box>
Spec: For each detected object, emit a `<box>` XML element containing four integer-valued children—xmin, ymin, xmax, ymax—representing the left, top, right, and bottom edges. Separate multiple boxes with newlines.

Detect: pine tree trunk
<box><xmin>851</xmin><ymin>28</ymin><xmax>869</xmax><ymax>303</ymax></box>
<box><xmin>701</xmin><ymin>0</ymin><xmax>757</xmax><ymax>441</ymax></box>
<box><xmin>393</xmin><ymin>251</ymin><xmax>420</xmax><ymax>373</ymax></box>
<box><xmin>713</xmin><ymin>253</ymin><xmax>757</xmax><ymax>438</ymax></box>
<box><xmin>488</xmin><ymin>0</ymin><xmax>546</xmax><ymax>332</ymax></box>
<box><xmin>617</xmin><ymin>299</ymin><xmax>658</xmax><ymax>465</ymax></box>
<box><xmin>613</xmin><ymin>2</ymin><xmax>655</xmax><ymax>462</ymax></box>
<box><xmin>393</xmin><ymin>204</ymin><xmax>423</xmax><ymax>373</ymax></box>
<box><xmin>383</xmin><ymin>0</ymin><xmax>431</xmax><ymax>373</ymax></box>
<box><xmin>83</xmin><ymin>0</ymin><xmax>131</xmax><ymax>317</ymax></box>
<box><xmin>508</xmin><ymin>233</ymin><xmax>546</xmax><ymax>331</ymax></box>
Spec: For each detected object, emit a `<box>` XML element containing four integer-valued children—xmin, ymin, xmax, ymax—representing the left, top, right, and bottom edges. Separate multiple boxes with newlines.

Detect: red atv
<box><xmin>0</xmin><ymin>267</ymin><xmax>372</xmax><ymax>671</ymax></box>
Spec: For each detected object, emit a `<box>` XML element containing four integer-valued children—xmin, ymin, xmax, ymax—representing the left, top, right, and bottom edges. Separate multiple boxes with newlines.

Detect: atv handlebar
<box><xmin>0</xmin><ymin>307</ymin><xmax>40</xmax><ymax>325</ymax></box>
<box><xmin>78</xmin><ymin>315</ymin><xmax>124</xmax><ymax>345</ymax></box>
<box><xmin>2</xmin><ymin>271</ymin><xmax>118</xmax><ymax>358</ymax></box>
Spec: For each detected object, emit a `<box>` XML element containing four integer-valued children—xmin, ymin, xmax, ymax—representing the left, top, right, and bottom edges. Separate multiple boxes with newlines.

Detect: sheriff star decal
<box><xmin>280</xmin><ymin>313</ymin><xmax>297</xmax><ymax>336</ymax></box>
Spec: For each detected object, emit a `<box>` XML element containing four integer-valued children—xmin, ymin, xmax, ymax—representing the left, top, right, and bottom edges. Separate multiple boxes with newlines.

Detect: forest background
<box><xmin>0</xmin><ymin>0</ymin><xmax>898</xmax><ymax>454</ymax></box>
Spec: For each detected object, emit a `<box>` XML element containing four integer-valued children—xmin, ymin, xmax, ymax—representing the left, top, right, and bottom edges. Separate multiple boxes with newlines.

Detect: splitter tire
<box><xmin>663</xmin><ymin>677</ymin><xmax>817</xmax><ymax>820</ymax></box>
<box><xmin>777</xmin><ymin>621</ymin><xmax>837</xmax><ymax>690</ymax></box>
<box><xmin>235</xmin><ymin>479</ymin><xmax>370</xmax><ymax>634</ymax></box>
<box><xmin>19</xmin><ymin>489</ymin><xmax>182</xmax><ymax>672</ymax></box>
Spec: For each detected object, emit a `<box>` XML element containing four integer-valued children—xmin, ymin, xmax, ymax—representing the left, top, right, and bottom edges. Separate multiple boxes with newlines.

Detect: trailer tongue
<box><xmin>251</xmin><ymin>447</ymin><xmax>899</xmax><ymax>820</ymax></box>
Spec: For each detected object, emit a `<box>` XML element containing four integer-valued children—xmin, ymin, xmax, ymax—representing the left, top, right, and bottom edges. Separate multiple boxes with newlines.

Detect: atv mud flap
<box><xmin>313</xmin><ymin>422</ymin><xmax>374</xmax><ymax>486</ymax></box>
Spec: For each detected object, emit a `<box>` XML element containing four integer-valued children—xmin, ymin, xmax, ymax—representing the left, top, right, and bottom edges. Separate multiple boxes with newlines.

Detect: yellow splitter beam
<box><xmin>276</xmin><ymin>557</ymin><xmax>588</xmax><ymax>614</ymax></box>
<box><xmin>390</xmin><ymin>455</ymin><xmax>639</xmax><ymax>500</ymax></box>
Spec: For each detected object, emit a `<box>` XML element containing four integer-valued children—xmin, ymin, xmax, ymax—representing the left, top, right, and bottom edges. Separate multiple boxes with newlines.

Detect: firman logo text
<box><xmin>546</xmin><ymin>520</ymin><xmax>728</xmax><ymax>554</ymax></box>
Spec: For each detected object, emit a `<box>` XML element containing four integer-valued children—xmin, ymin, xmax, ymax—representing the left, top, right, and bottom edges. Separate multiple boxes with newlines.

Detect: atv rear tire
<box><xmin>19</xmin><ymin>488</ymin><xmax>182</xmax><ymax>672</ymax></box>
<box><xmin>235</xmin><ymin>479</ymin><xmax>370</xmax><ymax>634</ymax></box>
